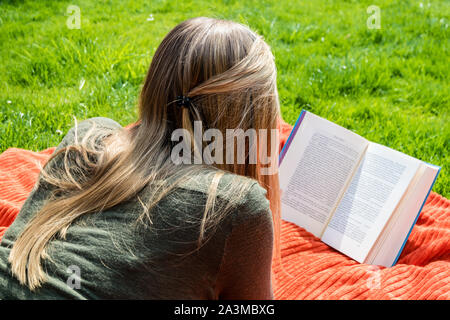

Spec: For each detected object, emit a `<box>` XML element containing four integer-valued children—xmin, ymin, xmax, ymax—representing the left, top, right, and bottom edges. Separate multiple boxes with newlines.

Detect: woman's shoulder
<box><xmin>177</xmin><ymin>170</ymin><xmax>271</xmax><ymax>219</ymax></box>
<box><xmin>55</xmin><ymin>116</ymin><xmax>123</xmax><ymax>152</ymax></box>
<box><xmin>70</xmin><ymin>116</ymin><xmax>123</xmax><ymax>133</ymax></box>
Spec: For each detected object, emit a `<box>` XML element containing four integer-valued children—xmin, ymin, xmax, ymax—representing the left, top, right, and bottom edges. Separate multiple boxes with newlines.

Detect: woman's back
<box><xmin>0</xmin><ymin>117</ymin><xmax>274</xmax><ymax>299</ymax></box>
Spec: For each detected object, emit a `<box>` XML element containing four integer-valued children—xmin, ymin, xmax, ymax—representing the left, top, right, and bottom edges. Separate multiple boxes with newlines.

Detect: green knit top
<box><xmin>0</xmin><ymin>117</ymin><xmax>274</xmax><ymax>300</ymax></box>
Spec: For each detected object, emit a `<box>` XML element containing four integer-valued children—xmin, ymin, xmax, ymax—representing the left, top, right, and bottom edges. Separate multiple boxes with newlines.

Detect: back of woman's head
<box><xmin>135</xmin><ymin>17</ymin><xmax>280</xmax><ymax>175</ymax></box>
<box><xmin>9</xmin><ymin>17</ymin><xmax>281</xmax><ymax>291</ymax></box>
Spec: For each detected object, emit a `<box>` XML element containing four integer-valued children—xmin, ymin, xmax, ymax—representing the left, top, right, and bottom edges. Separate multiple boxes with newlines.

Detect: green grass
<box><xmin>0</xmin><ymin>0</ymin><xmax>449</xmax><ymax>196</ymax></box>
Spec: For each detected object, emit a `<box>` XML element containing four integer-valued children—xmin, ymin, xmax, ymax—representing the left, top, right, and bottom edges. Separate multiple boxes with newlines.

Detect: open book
<box><xmin>278</xmin><ymin>110</ymin><xmax>441</xmax><ymax>267</ymax></box>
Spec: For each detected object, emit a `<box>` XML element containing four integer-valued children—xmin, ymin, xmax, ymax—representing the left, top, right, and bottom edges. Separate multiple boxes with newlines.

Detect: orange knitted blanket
<box><xmin>0</xmin><ymin>120</ymin><xmax>448</xmax><ymax>299</ymax></box>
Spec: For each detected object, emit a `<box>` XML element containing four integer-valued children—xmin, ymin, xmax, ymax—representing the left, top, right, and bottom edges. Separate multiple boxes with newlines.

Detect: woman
<box><xmin>0</xmin><ymin>17</ymin><xmax>281</xmax><ymax>299</ymax></box>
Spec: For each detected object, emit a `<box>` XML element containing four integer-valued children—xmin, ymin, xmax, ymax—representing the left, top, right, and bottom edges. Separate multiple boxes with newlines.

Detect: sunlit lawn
<box><xmin>0</xmin><ymin>0</ymin><xmax>448</xmax><ymax>196</ymax></box>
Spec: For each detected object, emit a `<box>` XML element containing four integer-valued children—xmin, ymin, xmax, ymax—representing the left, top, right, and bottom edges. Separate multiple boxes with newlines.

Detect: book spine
<box><xmin>279</xmin><ymin>110</ymin><xmax>306</xmax><ymax>165</ymax></box>
<box><xmin>391</xmin><ymin>166</ymin><xmax>441</xmax><ymax>266</ymax></box>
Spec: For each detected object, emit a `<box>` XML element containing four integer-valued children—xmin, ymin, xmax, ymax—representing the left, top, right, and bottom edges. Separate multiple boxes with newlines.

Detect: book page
<box><xmin>369</xmin><ymin>163</ymin><xmax>440</xmax><ymax>267</ymax></box>
<box><xmin>321</xmin><ymin>142</ymin><xmax>421</xmax><ymax>263</ymax></box>
<box><xmin>279</xmin><ymin>112</ymin><xmax>368</xmax><ymax>237</ymax></box>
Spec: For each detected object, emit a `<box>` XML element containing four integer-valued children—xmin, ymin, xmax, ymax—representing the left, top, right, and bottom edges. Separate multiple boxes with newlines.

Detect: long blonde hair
<box><xmin>9</xmin><ymin>17</ymin><xmax>282</xmax><ymax>290</ymax></box>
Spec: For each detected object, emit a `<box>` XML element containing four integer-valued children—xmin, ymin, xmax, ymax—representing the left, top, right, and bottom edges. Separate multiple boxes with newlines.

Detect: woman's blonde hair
<box><xmin>9</xmin><ymin>17</ymin><xmax>281</xmax><ymax>290</ymax></box>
